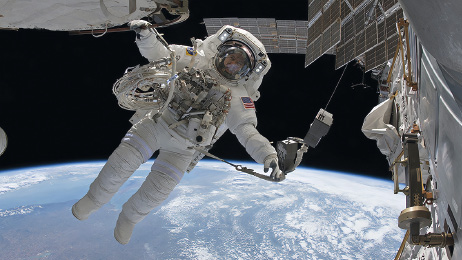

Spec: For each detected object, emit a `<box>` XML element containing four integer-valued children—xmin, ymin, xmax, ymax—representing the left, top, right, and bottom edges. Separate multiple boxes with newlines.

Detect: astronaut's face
<box><xmin>223</xmin><ymin>52</ymin><xmax>246</xmax><ymax>75</ymax></box>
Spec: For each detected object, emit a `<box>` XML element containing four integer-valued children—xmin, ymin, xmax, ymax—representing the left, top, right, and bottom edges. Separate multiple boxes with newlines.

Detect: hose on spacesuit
<box><xmin>188</xmin><ymin>38</ymin><xmax>198</xmax><ymax>68</ymax></box>
<box><xmin>155</xmin><ymin>50</ymin><xmax>177</xmax><ymax>118</ymax></box>
<box><xmin>149</xmin><ymin>26</ymin><xmax>178</xmax><ymax>119</ymax></box>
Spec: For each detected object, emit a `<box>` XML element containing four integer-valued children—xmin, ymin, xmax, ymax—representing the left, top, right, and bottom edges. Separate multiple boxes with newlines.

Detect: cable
<box><xmin>92</xmin><ymin>23</ymin><xmax>108</xmax><ymax>38</ymax></box>
<box><xmin>394</xmin><ymin>230</ymin><xmax>410</xmax><ymax>260</ymax></box>
<box><xmin>325</xmin><ymin>62</ymin><xmax>348</xmax><ymax>110</ymax></box>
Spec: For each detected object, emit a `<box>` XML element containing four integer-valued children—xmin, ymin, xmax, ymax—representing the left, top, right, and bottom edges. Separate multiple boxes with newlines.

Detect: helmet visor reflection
<box><xmin>215</xmin><ymin>42</ymin><xmax>254</xmax><ymax>80</ymax></box>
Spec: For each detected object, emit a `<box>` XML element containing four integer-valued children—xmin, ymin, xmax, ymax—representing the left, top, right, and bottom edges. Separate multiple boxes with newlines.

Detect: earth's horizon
<box><xmin>0</xmin><ymin>160</ymin><xmax>406</xmax><ymax>259</ymax></box>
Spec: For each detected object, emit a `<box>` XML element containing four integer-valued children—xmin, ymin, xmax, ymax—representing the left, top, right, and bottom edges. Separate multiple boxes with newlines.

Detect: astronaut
<box><xmin>72</xmin><ymin>20</ymin><xmax>282</xmax><ymax>244</ymax></box>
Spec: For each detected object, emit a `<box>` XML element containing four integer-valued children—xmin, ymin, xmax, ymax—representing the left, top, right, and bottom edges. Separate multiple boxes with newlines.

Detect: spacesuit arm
<box><xmin>132</xmin><ymin>26</ymin><xmax>197</xmax><ymax>70</ymax></box>
<box><xmin>230</xmin><ymin>122</ymin><xmax>276</xmax><ymax>164</ymax></box>
<box><xmin>129</xmin><ymin>20</ymin><xmax>173</xmax><ymax>62</ymax></box>
<box><xmin>226</xmin><ymin>93</ymin><xmax>276</xmax><ymax>164</ymax></box>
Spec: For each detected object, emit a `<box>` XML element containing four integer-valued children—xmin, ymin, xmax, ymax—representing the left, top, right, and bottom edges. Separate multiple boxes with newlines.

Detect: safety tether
<box><xmin>325</xmin><ymin>63</ymin><xmax>348</xmax><ymax>110</ymax></box>
<box><xmin>191</xmin><ymin>147</ymin><xmax>283</xmax><ymax>182</ymax></box>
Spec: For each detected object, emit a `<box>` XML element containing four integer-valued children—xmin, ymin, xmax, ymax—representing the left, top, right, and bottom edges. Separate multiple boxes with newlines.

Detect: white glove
<box><xmin>128</xmin><ymin>20</ymin><xmax>151</xmax><ymax>34</ymax></box>
<box><xmin>264</xmin><ymin>154</ymin><xmax>285</xmax><ymax>181</ymax></box>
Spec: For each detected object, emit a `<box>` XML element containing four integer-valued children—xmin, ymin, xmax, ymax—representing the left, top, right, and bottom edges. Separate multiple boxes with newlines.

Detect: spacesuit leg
<box><xmin>72</xmin><ymin>143</ymin><xmax>147</xmax><ymax>220</ymax></box>
<box><xmin>72</xmin><ymin>119</ymin><xmax>158</xmax><ymax>221</ymax></box>
<box><xmin>114</xmin><ymin>149</ymin><xmax>193</xmax><ymax>244</ymax></box>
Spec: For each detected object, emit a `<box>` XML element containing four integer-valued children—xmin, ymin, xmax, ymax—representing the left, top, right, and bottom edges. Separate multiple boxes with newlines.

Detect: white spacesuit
<box><xmin>72</xmin><ymin>20</ymin><xmax>282</xmax><ymax>244</ymax></box>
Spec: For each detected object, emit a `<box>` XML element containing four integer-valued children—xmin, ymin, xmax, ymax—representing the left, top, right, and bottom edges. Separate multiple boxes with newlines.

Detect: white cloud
<box><xmin>307</xmin><ymin>204</ymin><xmax>322</xmax><ymax>212</ymax></box>
<box><xmin>0</xmin><ymin>205</ymin><xmax>43</xmax><ymax>217</ymax></box>
<box><xmin>0</xmin><ymin>171</ymin><xmax>49</xmax><ymax>194</ymax></box>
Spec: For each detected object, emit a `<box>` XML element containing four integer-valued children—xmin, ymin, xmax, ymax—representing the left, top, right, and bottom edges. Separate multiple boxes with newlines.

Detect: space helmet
<box><xmin>210</xmin><ymin>26</ymin><xmax>270</xmax><ymax>83</ymax></box>
<box><xmin>215</xmin><ymin>40</ymin><xmax>255</xmax><ymax>80</ymax></box>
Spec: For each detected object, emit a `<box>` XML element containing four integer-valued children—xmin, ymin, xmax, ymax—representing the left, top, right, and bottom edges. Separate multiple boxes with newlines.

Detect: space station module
<box><xmin>0</xmin><ymin>127</ymin><xmax>7</xmax><ymax>157</ymax></box>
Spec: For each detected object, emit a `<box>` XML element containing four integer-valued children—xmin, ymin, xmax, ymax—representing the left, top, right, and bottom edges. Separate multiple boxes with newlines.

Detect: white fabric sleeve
<box><xmin>226</xmin><ymin>89</ymin><xmax>276</xmax><ymax>164</ymax></box>
<box><xmin>135</xmin><ymin>29</ymin><xmax>196</xmax><ymax>70</ymax></box>
<box><xmin>135</xmin><ymin>29</ymin><xmax>172</xmax><ymax>62</ymax></box>
<box><xmin>230</xmin><ymin>122</ymin><xmax>276</xmax><ymax>164</ymax></box>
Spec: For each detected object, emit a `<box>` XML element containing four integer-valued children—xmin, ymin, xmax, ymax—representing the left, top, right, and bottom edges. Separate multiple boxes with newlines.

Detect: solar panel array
<box><xmin>305</xmin><ymin>0</ymin><xmax>343</xmax><ymax>66</ymax></box>
<box><xmin>363</xmin><ymin>8</ymin><xmax>403</xmax><ymax>71</ymax></box>
<box><xmin>204</xmin><ymin>0</ymin><xmax>403</xmax><ymax>70</ymax></box>
<box><xmin>203</xmin><ymin>18</ymin><xmax>308</xmax><ymax>54</ymax></box>
<box><xmin>333</xmin><ymin>0</ymin><xmax>402</xmax><ymax>70</ymax></box>
<box><xmin>308</xmin><ymin>0</ymin><xmax>329</xmax><ymax>23</ymax></box>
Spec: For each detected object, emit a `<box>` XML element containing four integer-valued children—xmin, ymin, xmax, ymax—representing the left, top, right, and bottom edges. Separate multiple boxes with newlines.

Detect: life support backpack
<box><xmin>112</xmin><ymin>60</ymin><xmax>231</xmax><ymax>145</ymax></box>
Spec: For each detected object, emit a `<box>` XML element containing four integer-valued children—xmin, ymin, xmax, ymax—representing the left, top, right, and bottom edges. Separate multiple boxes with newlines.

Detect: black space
<box><xmin>0</xmin><ymin>0</ymin><xmax>390</xmax><ymax>178</ymax></box>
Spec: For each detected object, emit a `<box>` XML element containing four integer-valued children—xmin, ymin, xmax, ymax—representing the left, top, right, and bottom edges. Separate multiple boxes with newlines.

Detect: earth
<box><xmin>0</xmin><ymin>160</ymin><xmax>406</xmax><ymax>259</ymax></box>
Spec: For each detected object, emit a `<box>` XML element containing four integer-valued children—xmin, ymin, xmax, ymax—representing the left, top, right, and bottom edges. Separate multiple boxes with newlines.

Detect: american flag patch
<box><xmin>241</xmin><ymin>97</ymin><xmax>255</xmax><ymax>109</ymax></box>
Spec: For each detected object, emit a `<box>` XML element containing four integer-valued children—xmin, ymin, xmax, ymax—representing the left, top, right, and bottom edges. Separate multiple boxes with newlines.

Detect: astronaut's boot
<box><xmin>72</xmin><ymin>194</ymin><xmax>100</xmax><ymax>220</ymax></box>
<box><xmin>114</xmin><ymin>211</ymin><xmax>136</xmax><ymax>245</ymax></box>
